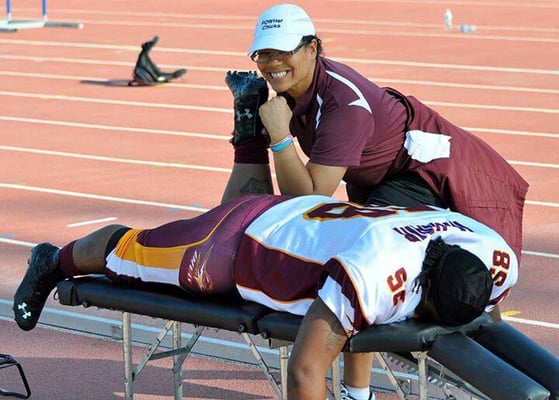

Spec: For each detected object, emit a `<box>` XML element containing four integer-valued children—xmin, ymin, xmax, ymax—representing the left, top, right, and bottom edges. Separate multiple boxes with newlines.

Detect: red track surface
<box><xmin>1</xmin><ymin>0</ymin><xmax>558</xmax><ymax>398</ymax></box>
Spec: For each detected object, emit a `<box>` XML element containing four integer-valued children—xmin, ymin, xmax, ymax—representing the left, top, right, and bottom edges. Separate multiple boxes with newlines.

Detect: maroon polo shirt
<box><xmin>285</xmin><ymin>57</ymin><xmax>528</xmax><ymax>259</ymax></box>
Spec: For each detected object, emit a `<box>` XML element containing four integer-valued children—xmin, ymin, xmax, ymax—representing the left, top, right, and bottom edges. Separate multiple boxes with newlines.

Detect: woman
<box><xmin>222</xmin><ymin>4</ymin><xmax>528</xmax><ymax>399</ymax></box>
<box><xmin>224</xmin><ymin>3</ymin><xmax>528</xmax><ymax>260</ymax></box>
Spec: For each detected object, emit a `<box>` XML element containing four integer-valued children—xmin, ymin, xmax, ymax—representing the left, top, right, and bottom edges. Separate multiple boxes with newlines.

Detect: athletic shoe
<box><xmin>225</xmin><ymin>70</ymin><xmax>269</xmax><ymax>145</ymax></box>
<box><xmin>13</xmin><ymin>243</ymin><xmax>65</xmax><ymax>331</ymax></box>
<box><xmin>340</xmin><ymin>383</ymin><xmax>375</xmax><ymax>400</ymax></box>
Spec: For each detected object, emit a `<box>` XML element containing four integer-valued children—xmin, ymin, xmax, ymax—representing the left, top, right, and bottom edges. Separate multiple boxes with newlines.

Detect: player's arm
<box><xmin>287</xmin><ymin>298</ymin><xmax>348</xmax><ymax>400</ymax></box>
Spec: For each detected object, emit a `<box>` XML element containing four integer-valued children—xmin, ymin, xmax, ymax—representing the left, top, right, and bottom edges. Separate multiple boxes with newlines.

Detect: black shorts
<box><xmin>365</xmin><ymin>173</ymin><xmax>445</xmax><ymax>208</ymax></box>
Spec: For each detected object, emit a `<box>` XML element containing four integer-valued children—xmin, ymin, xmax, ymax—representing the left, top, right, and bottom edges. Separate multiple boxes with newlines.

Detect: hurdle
<box><xmin>0</xmin><ymin>0</ymin><xmax>82</xmax><ymax>32</ymax></box>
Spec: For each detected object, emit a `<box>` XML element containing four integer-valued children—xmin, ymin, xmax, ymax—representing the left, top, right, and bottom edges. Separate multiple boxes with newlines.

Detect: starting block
<box><xmin>0</xmin><ymin>0</ymin><xmax>82</xmax><ymax>32</ymax></box>
<box><xmin>56</xmin><ymin>276</ymin><xmax>559</xmax><ymax>400</ymax></box>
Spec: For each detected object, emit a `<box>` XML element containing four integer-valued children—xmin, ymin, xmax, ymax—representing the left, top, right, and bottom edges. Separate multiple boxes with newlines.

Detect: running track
<box><xmin>1</xmin><ymin>0</ymin><xmax>558</xmax><ymax>397</ymax></box>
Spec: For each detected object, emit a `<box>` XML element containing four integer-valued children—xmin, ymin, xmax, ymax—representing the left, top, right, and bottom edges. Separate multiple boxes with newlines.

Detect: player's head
<box><xmin>247</xmin><ymin>4</ymin><xmax>315</xmax><ymax>55</ymax></box>
<box><xmin>414</xmin><ymin>238</ymin><xmax>493</xmax><ymax>326</ymax></box>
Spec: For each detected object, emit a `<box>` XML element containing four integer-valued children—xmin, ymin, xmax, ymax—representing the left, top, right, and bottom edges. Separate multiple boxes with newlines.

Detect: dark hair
<box><xmin>301</xmin><ymin>35</ymin><xmax>323</xmax><ymax>58</ymax></box>
<box><xmin>413</xmin><ymin>238</ymin><xmax>454</xmax><ymax>293</ymax></box>
<box><xmin>413</xmin><ymin>238</ymin><xmax>493</xmax><ymax>326</ymax></box>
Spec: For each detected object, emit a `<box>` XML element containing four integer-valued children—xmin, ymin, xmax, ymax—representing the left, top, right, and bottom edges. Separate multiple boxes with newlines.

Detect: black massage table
<box><xmin>56</xmin><ymin>276</ymin><xmax>559</xmax><ymax>400</ymax></box>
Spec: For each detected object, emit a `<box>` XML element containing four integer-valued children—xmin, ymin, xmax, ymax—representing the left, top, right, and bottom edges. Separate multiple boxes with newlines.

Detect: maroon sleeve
<box><xmin>310</xmin><ymin>105</ymin><xmax>373</xmax><ymax>167</ymax></box>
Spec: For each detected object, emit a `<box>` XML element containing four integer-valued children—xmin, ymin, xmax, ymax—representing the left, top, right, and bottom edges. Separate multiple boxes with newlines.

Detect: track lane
<box><xmin>1</xmin><ymin>3</ymin><xmax>557</xmax><ymax>398</ymax></box>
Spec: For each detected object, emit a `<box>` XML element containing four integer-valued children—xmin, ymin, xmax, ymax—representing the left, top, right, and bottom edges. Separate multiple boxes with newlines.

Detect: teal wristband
<box><xmin>270</xmin><ymin>135</ymin><xmax>293</xmax><ymax>153</ymax></box>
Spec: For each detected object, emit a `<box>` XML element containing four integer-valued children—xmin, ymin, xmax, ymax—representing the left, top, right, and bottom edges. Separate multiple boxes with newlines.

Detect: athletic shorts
<box><xmin>105</xmin><ymin>194</ymin><xmax>289</xmax><ymax>296</ymax></box>
<box><xmin>364</xmin><ymin>172</ymin><xmax>445</xmax><ymax>208</ymax></box>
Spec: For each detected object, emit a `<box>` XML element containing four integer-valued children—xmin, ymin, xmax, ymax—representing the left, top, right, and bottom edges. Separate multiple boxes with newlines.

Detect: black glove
<box><xmin>225</xmin><ymin>71</ymin><xmax>269</xmax><ymax>145</ymax></box>
<box><xmin>129</xmin><ymin>36</ymin><xmax>187</xmax><ymax>86</ymax></box>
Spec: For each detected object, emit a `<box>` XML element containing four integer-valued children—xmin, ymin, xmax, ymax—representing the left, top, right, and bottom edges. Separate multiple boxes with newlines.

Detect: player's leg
<box><xmin>288</xmin><ymin>298</ymin><xmax>348</xmax><ymax>400</ymax></box>
<box><xmin>13</xmin><ymin>224</ymin><xmax>128</xmax><ymax>331</ymax></box>
<box><xmin>221</xmin><ymin>70</ymin><xmax>272</xmax><ymax>204</ymax></box>
<box><xmin>70</xmin><ymin>224</ymin><xmax>131</xmax><ymax>273</ymax></box>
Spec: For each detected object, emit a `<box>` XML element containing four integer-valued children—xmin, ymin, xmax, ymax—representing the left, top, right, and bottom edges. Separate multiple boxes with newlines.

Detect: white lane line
<box><xmin>2</xmin><ymin>182</ymin><xmax>558</xmax><ymax>212</ymax></box>
<box><xmin>2</xmin><ymin>69</ymin><xmax>558</xmax><ymax>96</ymax></box>
<box><xmin>0</xmin><ymin>54</ymin><xmax>227</xmax><ymax>73</ymax></box>
<box><xmin>0</xmin><ymin>90</ymin><xmax>556</xmax><ymax>115</ymax></box>
<box><xmin>0</xmin><ymin>70</ymin><xmax>228</xmax><ymax>91</ymax></box>
<box><xmin>0</xmin><ymin>91</ymin><xmax>232</xmax><ymax>113</ymax></box>
<box><xmin>333</xmin><ymin>0</ymin><xmax>559</xmax><ymax>9</ymax></box>
<box><xmin>0</xmin><ymin>115</ymin><xmax>227</xmax><ymax>139</ymax></box>
<box><xmin>17</xmin><ymin>7</ymin><xmax>559</xmax><ymax>27</ymax></box>
<box><xmin>426</xmin><ymin>100</ymin><xmax>559</xmax><ymax>114</ymax></box>
<box><xmin>509</xmin><ymin>160</ymin><xmax>559</xmax><ymax>169</ymax></box>
<box><xmin>78</xmin><ymin>19</ymin><xmax>559</xmax><ymax>44</ymax></box>
<box><xmin>523</xmin><ymin>250</ymin><xmax>559</xmax><ymax>259</ymax></box>
<box><xmin>371</xmin><ymin>77</ymin><xmax>559</xmax><ymax>95</ymax></box>
<box><xmin>2</xmin><ymin>146</ymin><xmax>558</xmax><ymax>174</ymax></box>
<box><xmin>67</xmin><ymin>217</ymin><xmax>118</xmax><ymax>228</ymax></box>
<box><xmin>5</xmin><ymin>147</ymin><xmax>557</xmax><ymax>212</ymax></box>
<box><xmin>322</xmin><ymin>26</ymin><xmax>559</xmax><ymax>43</ymax></box>
<box><xmin>504</xmin><ymin>316</ymin><xmax>559</xmax><ymax>330</ymax></box>
<box><xmin>1</xmin><ymin>115</ymin><xmax>556</xmax><ymax>140</ymax></box>
<box><xmin>339</xmin><ymin>56</ymin><xmax>559</xmax><ymax>75</ymax></box>
<box><xmin>0</xmin><ymin>183</ymin><xmax>211</xmax><ymax>213</ymax></box>
<box><xmin>0</xmin><ymin>146</ymin><xmax>233</xmax><ymax>173</ymax></box>
<box><xmin>463</xmin><ymin>127</ymin><xmax>558</xmax><ymax>139</ymax></box>
<box><xmin>1</xmin><ymin>40</ymin><xmax>558</xmax><ymax>75</ymax></box>
<box><xmin>0</xmin><ymin>237</ymin><xmax>34</xmax><ymax>248</ymax></box>
<box><xmin>527</xmin><ymin>200</ymin><xmax>559</xmax><ymax>208</ymax></box>
<box><xmin>2</xmin><ymin>17</ymin><xmax>558</xmax><ymax>44</ymax></box>
<box><xmin>3</xmin><ymin>54</ymin><xmax>559</xmax><ymax>94</ymax></box>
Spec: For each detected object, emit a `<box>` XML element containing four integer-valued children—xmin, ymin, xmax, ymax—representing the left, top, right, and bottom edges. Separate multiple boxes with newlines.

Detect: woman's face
<box><xmin>256</xmin><ymin>39</ymin><xmax>317</xmax><ymax>102</ymax></box>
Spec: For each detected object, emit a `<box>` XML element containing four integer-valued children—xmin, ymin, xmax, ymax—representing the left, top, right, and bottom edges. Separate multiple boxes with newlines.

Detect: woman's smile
<box><xmin>268</xmin><ymin>70</ymin><xmax>289</xmax><ymax>80</ymax></box>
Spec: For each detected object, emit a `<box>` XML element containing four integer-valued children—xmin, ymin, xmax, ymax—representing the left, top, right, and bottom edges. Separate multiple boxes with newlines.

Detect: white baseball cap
<box><xmin>247</xmin><ymin>4</ymin><xmax>315</xmax><ymax>55</ymax></box>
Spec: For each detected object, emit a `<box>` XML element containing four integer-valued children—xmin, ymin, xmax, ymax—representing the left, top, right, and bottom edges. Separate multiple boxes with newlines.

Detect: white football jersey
<box><xmin>240</xmin><ymin>195</ymin><xmax>518</xmax><ymax>334</ymax></box>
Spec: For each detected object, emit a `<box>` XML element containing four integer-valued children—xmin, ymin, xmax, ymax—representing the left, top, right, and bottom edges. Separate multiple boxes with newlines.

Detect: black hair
<box><xmin>301</xmin><ymin>35</ymin><xmax>323</xmax><ymax>58</ymax></box>
<box><xmin>412</xmin><ymin>237</ymin><xmax>452</xmax><ymax>294</ymax></box>
<box><xmin>413</xmin><ymin>237</ymin><xmax>493</xmax><ymax>326</ymax></box>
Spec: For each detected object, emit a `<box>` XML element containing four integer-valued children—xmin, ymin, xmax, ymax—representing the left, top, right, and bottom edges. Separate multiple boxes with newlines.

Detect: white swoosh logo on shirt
<box><xmin>326</xmin><ymin>70</ymin><xmax>372</xmax><ymax>114</ymax></box>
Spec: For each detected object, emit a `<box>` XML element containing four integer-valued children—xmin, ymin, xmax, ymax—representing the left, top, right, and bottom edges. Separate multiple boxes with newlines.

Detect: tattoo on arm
<box><xmin>240</xmin><ymin>177</ymin><xmax>273</xmax><ymax>195</ymax></box>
